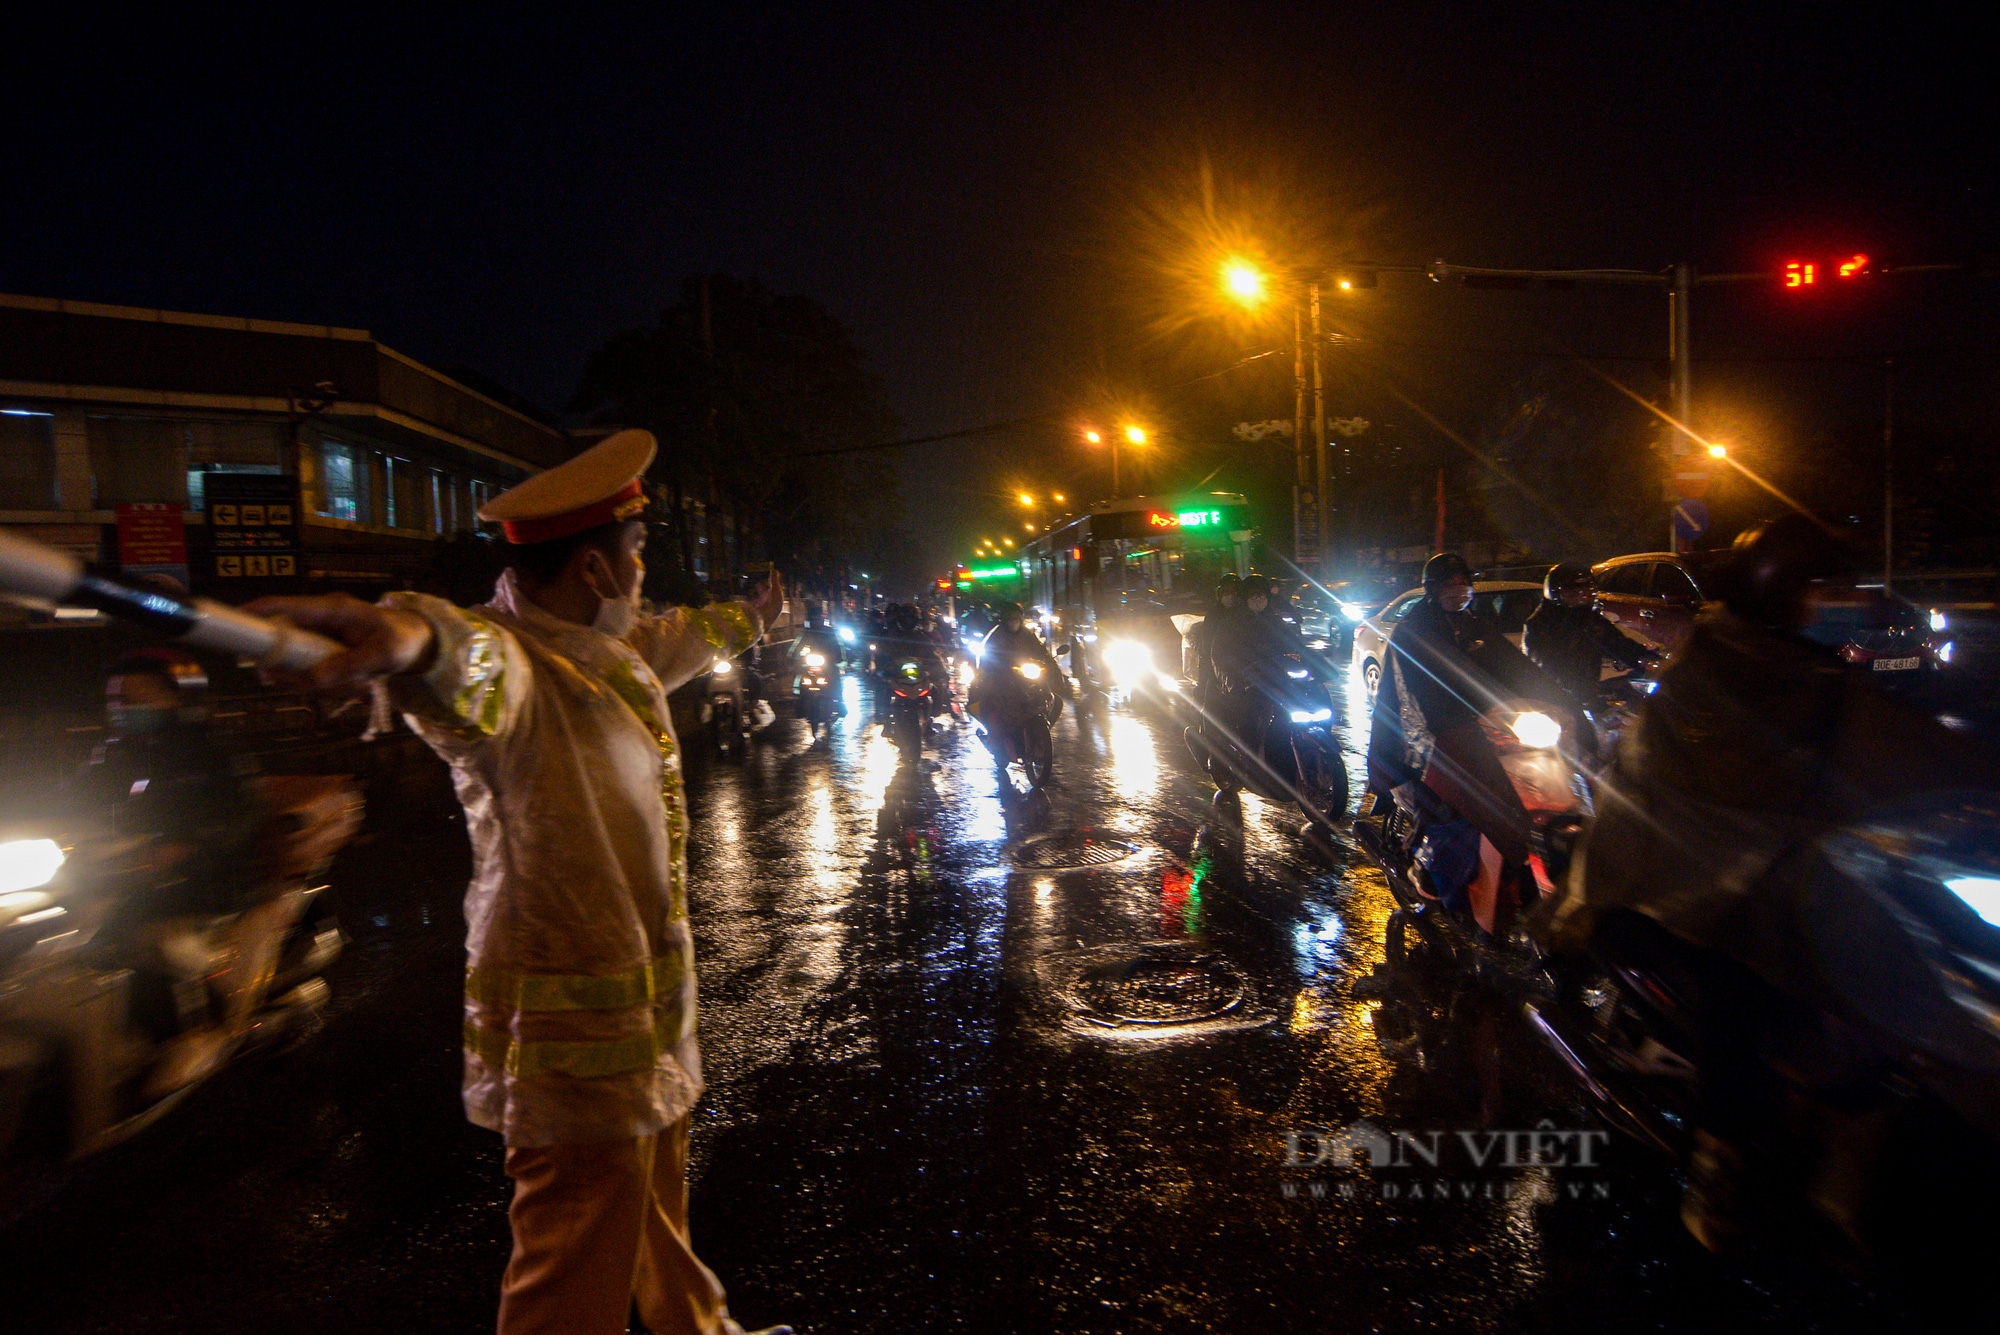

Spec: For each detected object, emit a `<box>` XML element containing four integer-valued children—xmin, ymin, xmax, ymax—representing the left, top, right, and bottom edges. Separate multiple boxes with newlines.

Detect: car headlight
<box><xmin>1341</xmin><ymin>603</ymin><xmax>1367</xmax><ymax>622</ymax></box>
<box><xmin>805</xmin><ymin>652</ymin><xmax>826</xmax><ymax>667</ymax></box>
<box><xmin>958</xmin><ymin>661</ymin><xmax>976</xmax><ymax>685</ymax></box>
<box><xmin>1939</xmin><ymin>641</ymin><xmax>1955</xmax><ymax>664</ymax></box>
<box><xmin>1945</xmin><ymin>876</ymin><xmax>2000</xmax><ymax>929</ymax></box>
<box><xmin>0</xmin><ymin>839</ymin><xmax>65</xmax><ymax>894</ymax></box>
<box><xmin>712</xmin><ymin>660</ymin><xmax>734</xmax><ymax>676</ymax></box>
<box><xmin>1510</xmin><ymin>711</ymin><xmax>1562</xmax><ymax>748</ymax></box>
<box><xmin>1019</xmin><ymin>662</ymin><xmax>1044</xmax><ymax>680</ymax></box>
<box><xmin>1930</xmin><ymin>609</ymin><xmax>1949</xmax><ymax>633</ymax></box>
<box><xmin>1103</xmin><ymin>640</ymin><xmax>1151</xmax><ymax>684</ymax></box>
<box><xmin>1288</xmin><ymin>708</ymin><xmax>1333</xmax><ymax>724</ymax></box>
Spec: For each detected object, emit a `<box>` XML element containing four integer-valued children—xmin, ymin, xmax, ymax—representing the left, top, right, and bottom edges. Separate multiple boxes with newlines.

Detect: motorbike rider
<box><xmin>1538</xmin><ymin>514</ymin><xmax>2000</xmax><ymax>1251</ymax></box>
<box><xmin>68</xmin><ymin>649</ymin><xmax>276</xmax><ymax>1096</ymax></box>
<box><xmin>1189</xmin><ymin>573</ymin><xmax>1243</xmax><ymax>705</ymax></box>
<box><xmin>1522</xmin><ymin>563</ymin><xmax>1655</xmax><ymax>757</ymax></box>
<box><xmin>1211</xmin><ymin>575</ymin><xmax>1311</xmax><ymax>741</ymax></box>
<box><xmin>876</xmin><ymin>602</ymin><xmax>952</xmax><ymax>715</ymax></box>
<box><xmin>969</xmin><ymin>602</ymin><xmax>1071</xmax><ymax>762</ymax></box>
<box><xmin>1365</xmin><ymin>552</ymin><xmax>1558</xmax><ymax>914</ymax></box>
<box><xmin>790</xmin><ymin>602</ymin><xmax>847</xmax><ymax>716</ymax></box>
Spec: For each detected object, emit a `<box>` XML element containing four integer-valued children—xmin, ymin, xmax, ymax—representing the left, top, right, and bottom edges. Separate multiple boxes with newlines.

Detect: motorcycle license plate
<box><xmin>1872</xmin><ymin>656</ymin><xmax>1921</xmax><ymax>672</ymax></box>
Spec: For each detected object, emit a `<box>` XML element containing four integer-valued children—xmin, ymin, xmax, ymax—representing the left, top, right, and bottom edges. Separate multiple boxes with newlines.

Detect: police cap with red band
<box><xmin>479</xmin><ymin>429</ymin><xmax>657</xmax><ymax>544</ymax></box>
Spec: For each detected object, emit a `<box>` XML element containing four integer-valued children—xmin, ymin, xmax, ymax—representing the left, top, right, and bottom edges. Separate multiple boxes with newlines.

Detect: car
<box><xmin>1588</xmin><ymin>551</ymin><xmax>1731</xmax><ymax>657</ymax></box>
<box><xmin>1295</xmin><ymin>579</ymin><xmax>1406</xmax><ymax>647</ymax></box>
<box><xmin>1349</xmin><ymin>580</ymin><xmax>1546</xmax><ymax>701</ymax></box>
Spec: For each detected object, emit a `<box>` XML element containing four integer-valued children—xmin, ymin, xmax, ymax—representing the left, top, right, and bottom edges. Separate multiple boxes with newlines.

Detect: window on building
<box><xmin>0</xmin><ymin>410</ymin><xmax>57</xmax><ymax>510</ymax></box>
<box><xmin>316</xmin><ymin>439</ymin><xmax>370</xmax><ymax>521</ymax></box>
<box><xmin>429</xmin><ymin>470</ymin><xmax>446</xmax><ymax>534</ymax></box>
<box><xmin>387</xmin><ymin>457</ymin><xmax>425</xmax><ymax>531</ymax></box>
<box><xmin>184</xmin><ymin>420</ymin><xmax>285</xmax><ymax>512</ymax></box>
<box><xmin>89</xmin><ymin>417</ymin><xmax>189</xmax><ymax>506</ymax></box>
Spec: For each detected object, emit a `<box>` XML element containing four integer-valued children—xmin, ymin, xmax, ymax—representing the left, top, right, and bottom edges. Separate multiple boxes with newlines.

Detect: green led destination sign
<box><xmin>1176</xmin><ymin>509</ymin><xmax>1223</xmax><ymax>527</ymax></box>
<box><xmin>965</xmin><ymin>566</ymin><xmax>1021</xmax><ymax>579</ymax></box>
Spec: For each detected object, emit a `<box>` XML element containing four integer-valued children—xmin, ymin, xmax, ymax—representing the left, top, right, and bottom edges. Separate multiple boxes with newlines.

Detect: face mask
<box><xmin>586</xmin><ymin>555</ymin><xmax>639</xmax><ymax>638</ymax></box>
<box><xmin>109</xmin><ymin>703</ymin><xmax>173</xmax><ymax>734</ymax></box>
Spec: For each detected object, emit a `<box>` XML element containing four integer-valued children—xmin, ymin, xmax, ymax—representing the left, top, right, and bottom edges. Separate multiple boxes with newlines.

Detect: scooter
<box><xmin>1185</xmin><ymin>650</ymin><xmax>1349</xmax><ymax>830</ymax></box>
<box><xmin>975</xmin><ymin>660</ymin><xmax>1062</xmax><ymax>796</ymax></box>
<box><xmin>1352</xmin><ymin>697</ymin><xmax>1586</xmax><ymax>970</ymax></box>
<box><xmin>1524</xmin><ymin>793</ymin><xmax>2000</xmax><ymax>1273</ymax></box>
<box><xmin>787</xmin><ymin>645</ymin><xmax>839</xmax><ymax>737</ymax></box>
<box><xmin>879</xmin><ymin>652</ymin><xmax>939</xmax><ymax>756</ymax></box>
<box><xmin>0</xmin><ymin>775</ymin><xmax>361</xmax><ymax>1201</ymax></box>
<box><xmin>705</xmin><ymin>655</ymin><xmax>751</xmax><ymax>752</ymax></box>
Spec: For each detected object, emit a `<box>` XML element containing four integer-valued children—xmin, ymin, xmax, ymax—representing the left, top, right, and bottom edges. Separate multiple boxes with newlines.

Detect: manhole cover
<box><xmin>1068</xmin><ymin>949</ymin><xmax>1247</xmax><ymax>1026</ymax></box>
<box><xmin>1014</xmin><ymin>829</ymin><xmax>1139</xmax><ymax>869</ymax></box>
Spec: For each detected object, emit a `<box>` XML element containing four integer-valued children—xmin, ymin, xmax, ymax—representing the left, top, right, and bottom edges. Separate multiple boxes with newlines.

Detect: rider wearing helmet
<box><xmin>970</xmin><ymin>603</ymin><xmax>1069</xmax><ymax>763</ymax></box>
<box><xmin>1365</xmin><ymin>553</ymin><xmax>1553</xmax><ymax>911</ymax></box>
<box><xmin>1522</xmin><ymin>563</ymin><xmax>1654</xmax><ymax>752</ymax></box>
<box><xmin>1189</xmin><ymin>573</ymin><xmax>1244</xmax><ymax>704</ymax></box>
<box><xmin>877</xmin><ymin>602</ymin><xmax>952</xmax><ymax>715</ymax></box>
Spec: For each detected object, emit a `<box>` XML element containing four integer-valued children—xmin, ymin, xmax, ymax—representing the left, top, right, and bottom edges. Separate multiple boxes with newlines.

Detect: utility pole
<box><xmin>1668</xmin><ymin>263</ymin><xmax>1694</xmax><ymax>553</ymax></box>
<box><xmin>1883</xmin><ymin>357</ymin><xmax>1895</xmax><ymax>593</ymax></box>
<box><xmin>1292</xmin><ymin>295</ymin><xmax>1311</xmax><ymax>569</ymax></box>
<box><xmin>1311</xmin><ymin>280</ymin><xmax>1329</xmax><ymax>579</ymax></box>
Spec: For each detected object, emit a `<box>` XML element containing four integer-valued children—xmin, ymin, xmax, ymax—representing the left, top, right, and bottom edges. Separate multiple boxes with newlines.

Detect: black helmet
<box><xmin>998</xmin><ymin>601</ymin><xmax>1024</xmax><ymax>622</ymax></box>
<box><xmin>1240</xmin><ymin>574</ymin><xmax>1273</xmax><ymax>599</ymax></box>
<box><xmin>1718</xmin><ymin>514</ymin><xmax>1857</xmax><ymax>629</ymax></box>
<box><xmin>1543</xmin><ymin>563</ymin><xmax>1591</xmax><ymax>600</ymax></box>
<box><xmin>886</xmin><ymin>604</ymin><xmax>920</xmax><ymax>633</ymax></box>
<box><xmin>1216</xmin><ymin>572</ymin><xmax>1242</xmax><ymax>599</ymax></box>
<box><xmin>1422</xmin><ymin>552</ymin><xmax>1471</xmax><ymax>590</ymax></box>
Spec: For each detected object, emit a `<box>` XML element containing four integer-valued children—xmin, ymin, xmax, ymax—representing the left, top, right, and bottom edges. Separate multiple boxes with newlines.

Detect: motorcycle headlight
<box><xmin>1945</xmin><ymin>876</ymin><xmax>2000</xmax><ymax>929</ymax></box>
<box><xmin>1289</xmin><ymin>708</ymin><xmax>1333</xmax><ymax>724</ymax></box>
<box><xmin>805</xmin><ymin>652</ymin><xmax>826</xmax><ymax>668</ymax></box>
<box><xmin>712</xmin><ymin>660</ymin><xmax>734</xmax><ymax>676</ymax></box>
<box><xmin>1018</xmin><ymin>662</ymin><xmax>1044</xmax><ymax>680</ymax></box>
<box><xmin>1287</xmin><ymin>668</ymin><xmax>1311</xmax><ymax>680</ymax></box>
<box><xmin>0</xmin><ymin>838</ymin><xmax>65</xmax><ymax>894</ymax></box>
<box><xmin>1930</xmin><ymin>608</ymin><xmax>1949</xmax><ymax>633</ymax></box>
<box><xmin>1341</xmin><ymin>603</ymin><xmax>1367</xmax><ymax>622</ymax></box>
<box><xmin>958</xmin><ymin>662</ymin><xmax>976</xmax><ymax>685</ymax></box>
<box><xmin>1510</xmin><ymin>711</ymin><xmax>1562</xmax><ymax>749</ymax></box>
<box><xmin>838</xmin><ymin>627</ymin><xmax>856</xmax><ymax>643</ymax></box>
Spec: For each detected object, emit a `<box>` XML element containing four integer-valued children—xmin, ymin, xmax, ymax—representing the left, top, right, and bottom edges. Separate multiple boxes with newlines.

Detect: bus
<box><xmin>1016</xmin><ymin>493</ymin><xmax>1255</xmax><ymax>689</ymax></box>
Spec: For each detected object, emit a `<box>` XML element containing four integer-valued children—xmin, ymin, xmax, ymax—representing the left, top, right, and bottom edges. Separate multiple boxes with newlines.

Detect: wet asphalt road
<box><xmin>0</xmin><ymin>669</ymin><xmax>1938</xmax><ymax>1333</ymax></box>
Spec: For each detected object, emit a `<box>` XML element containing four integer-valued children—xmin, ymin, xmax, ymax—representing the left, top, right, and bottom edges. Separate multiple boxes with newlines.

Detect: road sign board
<box><xmin>1672</xmin><ymin>498</ymin><xmax>1710</xmax><ymax>545</ymax></box>
<box><xmin>207</xmin><ymin>473</ymin><xmax>302</xmax><ymax>580</ymax></box>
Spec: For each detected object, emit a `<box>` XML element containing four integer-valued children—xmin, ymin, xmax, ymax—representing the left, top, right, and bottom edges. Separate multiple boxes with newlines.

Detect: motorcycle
<box><xmin>976</xmin><ymin>659</ymin><xmax>1062</xmax><ymax>796</ymax></box>
<box><xmin>879</xmin><ymin>651</ymin><xmax>939</xmax><ymax>756</ymax></box>
<box><xmin>787</xmin><ymin>644</ymin><xmax>839</xmax><ymax>737</ymax></box>
<box><xmin>704</xmin><ymin>655</ymin><xmax>751</xmax><ymax>752</ymax></box>
<box><xmin>1186</xmin><ymin>649</ymin><xmax>1349</xmax><ymax>830</ymax></box>
<box><xmin>1523</xmin><ymin>793</ymin><xmax>2000</xmax><ymax>1273</ymax></box>
<box><xmin>1352</xmin><ymin>697</ymin><xmax>1586</xmax><ymax>969</ymax></box>
<box><xmin>0</xmin><ymin>775</ymin><xmax>360</xmax><ymax>1200</ymax></box>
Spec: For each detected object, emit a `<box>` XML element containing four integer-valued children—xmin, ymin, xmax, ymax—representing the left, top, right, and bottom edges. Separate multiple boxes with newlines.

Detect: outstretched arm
<box><xmin>631</xmin><ymin>572</ymin><xmax>781</xmax><ymax>694</ymax></box>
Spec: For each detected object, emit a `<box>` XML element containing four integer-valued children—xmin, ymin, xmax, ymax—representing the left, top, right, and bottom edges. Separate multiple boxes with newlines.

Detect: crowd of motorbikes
<box><xmin>1339</xmin><ymin>526</ymin><xmax>2000</xmax><ymax>1284</ymax></box>
<box><xmin>5</xmin><ymin>519</ymin><xmax>1995</xmax><ymax>1295</ymax></box>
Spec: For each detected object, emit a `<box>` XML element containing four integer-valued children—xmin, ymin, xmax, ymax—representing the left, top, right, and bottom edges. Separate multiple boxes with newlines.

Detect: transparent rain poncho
<box><xmin>383</xmin><ymin>571</ymin><xmax>760</xmax><ymax>1145</ymax></box>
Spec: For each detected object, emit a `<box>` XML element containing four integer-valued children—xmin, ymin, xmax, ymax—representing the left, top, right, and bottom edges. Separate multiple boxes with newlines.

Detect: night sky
<box><xmin>6</xmin><ymin>3</ymin><xmax>1992</xmax><ymax>581</ymax></box>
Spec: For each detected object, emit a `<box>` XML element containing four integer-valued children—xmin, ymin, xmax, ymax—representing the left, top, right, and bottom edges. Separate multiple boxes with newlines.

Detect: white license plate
<box><xmin>1872</xmin><ymin>656</ymin><xmax>1921</xmax><ymax>671</ymax></box>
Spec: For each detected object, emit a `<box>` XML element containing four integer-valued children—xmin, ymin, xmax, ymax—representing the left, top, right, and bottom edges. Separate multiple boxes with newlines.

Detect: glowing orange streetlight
<box><xmin>1222</xmin><ymin>258</ymin><xmax>1268</xmax><ymax>308</ymax></box>
<box><xmin>1084</xmin><ymin>429</ymin><xmax>1102</xmax><ymax>445</ymax></box>
<box><xmin>1123</xmin><ymin>424</ymin><xmax>1147</xmax><ymax>446</ymax></box>
<box><xmin>1018</xmin><ymin>492</ymin><xmax>1034</xmax><ymax>506</ymax></box>
<box><xmin>1707</xmin><ymin>443</ymin><xmax>1728</xmax><ymax>459</ymax></box>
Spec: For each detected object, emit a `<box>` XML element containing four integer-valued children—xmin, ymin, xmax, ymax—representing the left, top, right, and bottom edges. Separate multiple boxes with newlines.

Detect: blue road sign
<box><xmin>1672</xmin><ymin>498</ymin><xmax>1710</xmax><ymax>545</ymax></box>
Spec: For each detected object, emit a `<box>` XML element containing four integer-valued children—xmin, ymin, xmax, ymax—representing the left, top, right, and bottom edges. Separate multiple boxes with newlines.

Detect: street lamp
<box><xmin>1018</xmin><ymin>492</ymin><xmax>1034</xmax><ymax>506</ymax></box>
<box><xmin>1222</xmin><ymin>258</ymin><xmax>1268</xmax><ymax>308</ymax></box>
<box><xmin>1707</xmin><ymin>443</ymin><xmax>1728</xmax><ymax>459</ymax></box>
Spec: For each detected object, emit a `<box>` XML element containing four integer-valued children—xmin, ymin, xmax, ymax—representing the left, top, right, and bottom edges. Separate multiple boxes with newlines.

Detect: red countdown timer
<box><xmin>1784</xmin><ymin>254</ymin><xmax>1870</xmax><ymax>287</ymax></box>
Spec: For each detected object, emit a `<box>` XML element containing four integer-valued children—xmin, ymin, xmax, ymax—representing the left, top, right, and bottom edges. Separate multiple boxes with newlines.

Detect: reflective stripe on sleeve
<box><xmin>465</xmin><ymin>954</ymin><xmax>687</xmax><ymax>1011</ymax></box>
<box><xmin>462</xmin><ymin>1008</ymin><xmax>697</xmax><ymax>1080</ymax></box>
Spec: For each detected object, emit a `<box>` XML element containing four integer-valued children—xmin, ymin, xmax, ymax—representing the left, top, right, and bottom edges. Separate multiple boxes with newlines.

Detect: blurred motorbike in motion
<box><xmin>0</xmin><ymin>775</ymin><xmax>361</xmax><ymax>1201</ymax></box>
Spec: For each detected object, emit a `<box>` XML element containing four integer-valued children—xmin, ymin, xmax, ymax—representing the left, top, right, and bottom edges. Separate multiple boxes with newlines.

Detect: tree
<box><xmin>569</xmin><ymin>275</ymin><xmax>904</xmax><ymax>601</ymax></box>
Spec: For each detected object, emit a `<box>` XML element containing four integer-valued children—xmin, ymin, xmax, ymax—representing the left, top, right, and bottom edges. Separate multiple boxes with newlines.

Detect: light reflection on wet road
<box><xmin>0</xmin><ymin>666</ymin><xmax>1925</xmax><ymax>1333</ymax></box>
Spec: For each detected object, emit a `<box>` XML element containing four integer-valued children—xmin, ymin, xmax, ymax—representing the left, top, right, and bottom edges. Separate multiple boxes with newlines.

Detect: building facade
<box><xmin>0</xmin><ymin>292</ymin><xmax>571</xmax><ymax>601</ymax></box>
